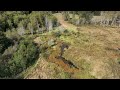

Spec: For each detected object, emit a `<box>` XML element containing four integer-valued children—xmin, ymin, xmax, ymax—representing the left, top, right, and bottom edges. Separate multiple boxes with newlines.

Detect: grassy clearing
<box><xmin>22</xmin><ymin>13</ymin><xmax>120</xmax><ymax>79</ymax></box>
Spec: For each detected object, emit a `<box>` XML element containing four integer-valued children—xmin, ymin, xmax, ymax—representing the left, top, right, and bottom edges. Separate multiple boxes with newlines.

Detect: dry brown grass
<box><xmin>23</xmin><ymin>13</ymin><xmax>120</xmax><ymax>79</ymax></box>
<box><xmin>54</xmin><ymin>13</ymin><xmax>120</xmax><ymax>78</ymax></box>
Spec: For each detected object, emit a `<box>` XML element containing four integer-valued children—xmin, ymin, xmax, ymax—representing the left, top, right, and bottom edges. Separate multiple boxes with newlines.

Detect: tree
<box><xmin>26</xmin><ymin>42</ymin><xmax>38</xmax><ymax>66</ymax></box>
<box><xmin>63</xmin><ymin>12</ymin><xmax>70</xmax><ymax>21</ymax></box>
<box><xmin>12</xmin><ymin>43</ymin><xmax>27</xmax><ymax>71</ymax></box>
<box><xmin>17</xmin><ymin>21</ymin><xmax>25</xmax><ymax>36</ymax></box>
<box><xmin>28</xmin><ymin>23</ymin><xmax>33</xmax><ymax>35</ymax></box>
<box><xmin>7</xmin><ymin>19</ymin><xmax>13</xmax><ymax>29</ymax></box>
<box><xmin>0</xmin><ymin>31</ymin><xmax>12</xmax><ymax>54</ymax></box>
<box><xmin>9</xmin><ymin>39</ymin><xmax>38</xmax><ymax>75</ymax></box>
<box><xmin>81</xmin><ymin>11</ymin><xmax>93</xmax><ymax>24</ymax></box>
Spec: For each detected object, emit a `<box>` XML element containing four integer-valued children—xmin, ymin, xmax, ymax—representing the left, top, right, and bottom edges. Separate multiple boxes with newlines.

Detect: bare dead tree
<box><xmin>48</xmin><ymin>19</ymin><xmax>53</xmax><ymax>32</ymax></box>
<box><xmin>45</xmin><ymin>16</ymin><xmax>49</xmax><ymax>31</ymax></box>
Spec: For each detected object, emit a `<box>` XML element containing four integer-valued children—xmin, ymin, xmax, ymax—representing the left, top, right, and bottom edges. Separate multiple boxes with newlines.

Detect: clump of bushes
<box><xmin>0</xmin><ymin>38</ymin><xmax>39</xmax><ymax>78</ymax></box>
<box><xmin>5</xmin><ymin>29</ymin><xmax>21</xmax><ymax>43</ymax></box>
<box><xmin>53</xmin><ymin>26</ymin><xmax>70</xmax><ymax>38</ymax></box>
<box><xmin>53</xmin><ymin>31</ymin><xmax>62</xmax><ymax>37</ymax></box>
<box><xmin>0</xmin><ymin>31</ymin><xmax>13</xmax><ymax>54</ymax></box>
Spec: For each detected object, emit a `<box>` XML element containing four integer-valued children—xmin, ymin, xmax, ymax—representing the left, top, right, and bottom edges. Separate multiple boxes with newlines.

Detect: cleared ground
<box><xmin>20</xmin><ymin>13</ymin><xmax>120</xmax><ymax>79</ymax></box>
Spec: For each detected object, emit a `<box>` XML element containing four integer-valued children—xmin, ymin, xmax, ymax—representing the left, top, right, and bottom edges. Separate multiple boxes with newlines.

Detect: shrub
<box><xmin>117</xmin><ymin>58</ymin><xmax>120</xmax><ymax>64</ymax></box>
<box><xmin>5</xmin><ymin>39</ymin><xmax>39</xmax><ymax>76</ymax></box>
<box><xmin>0</xmin><ymin>31</ymin><xmax>12</xmax><ymax>54</ymax></box>
<box><xmin>53</xmin><ymin>31</ymin><xmax>61</xmax><ymax>37</ymax></box>
<box><xmin>0</xmin><ymin>63</ymin><xmax>11</xmax><ymax>77</ymax></box>
<box><xmin>51</xmin><ymin>16</ymin><xmax>59</xmax><ymax>27</ymax></box>
<box><xmin>63</xmin><ymin>29</ymin><xmax>69</xmax><ymax>34</ymax></box>
<box><xmin>1</xmin><ymin>44</ymin><xmax>18</xmax><ymax>63</ymax></box>
<box><xmin>63</xmin><ymin>12</ymin><xmax>70</xmax><ymax>21</ymax></box>
<box><xmin>42</xmin><ymin>50</ymin><xmax>51</xmax><ymax>59</ymax></box>
<box><xmin>5</xmin><ymin>29</ymin><xmax>21</xmax><ymax>42</ymax></box>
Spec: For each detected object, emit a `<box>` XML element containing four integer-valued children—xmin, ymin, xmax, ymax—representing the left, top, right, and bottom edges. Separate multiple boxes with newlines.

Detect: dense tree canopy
<box><xmin>0</xmin><ymin>11</ymin><xmax>59</xmax><ymax>33</ymax></box>
<box><xmin>9</xmin><ymin>39</ymin><xmax>38</xmax><ymax>76</ymax></box>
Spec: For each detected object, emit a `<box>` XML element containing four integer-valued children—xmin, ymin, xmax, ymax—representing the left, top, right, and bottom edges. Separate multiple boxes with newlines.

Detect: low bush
<box><xmin>0</xmin><ymin>31</ymin><xmax>13</xmax><ymax>54</ymax></box>
<box><xmin>53</xmin><ymin>31</ymin><xmax>62</xmax><ymax>37</ymax></box>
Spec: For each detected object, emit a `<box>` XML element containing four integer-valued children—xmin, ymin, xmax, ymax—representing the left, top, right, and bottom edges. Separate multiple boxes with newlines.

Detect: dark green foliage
<box><xmin>9</xmin><ymin>39</ymin><xmax>38</xmax><ymax>75</ymax></box>
<box><xmin>63</xmin><ymin>12</ymin><xmax>70</xmax><ymax>21</ymax></box>
<box><xmin>0</xmin><ymin>31</ymin><xmax>12</xmax><ymax>54</ymax></box>
<box><xmin>53</xmin><ymin>31</ymin><xmax>62</xmax><ymax>37</ymax></box>
<box><xmin>0</xmin><ymin>38</ymin><xmax>38</xmax><ymax>78</ymax></box>
<box><xmin>52</xmin><ymin>17</ymin><xmax>58</xmax><ymax>27</ymax></box>
<box><xmin>5</xmin><ymin>29</ymin><xmax>21</xmax><ymax>43</ymax></box>
<box><xmin>63</xmin><ymin>29</ymin><xmax>69</xmax><ymax>34</ymax></box>
<box><xmin>81</xmin><ymin>11</ymin><xmax>93</xmax><ymax>23</ymax></box>
<box><xmin>93</xmin><ymin>11</ymin><xmax>101</xmax><ymax>16</ymax></box>
<box><xmin>0</xmin><ymin>11</ymin><xmax>28</xmax><ymax>32</ymax></box>
<box><xmin>0</xmin><ymin>62</ymin><xmax>11</xmax><ymax>77</ymax></box>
